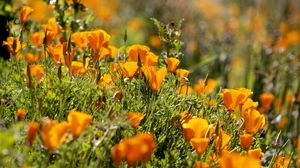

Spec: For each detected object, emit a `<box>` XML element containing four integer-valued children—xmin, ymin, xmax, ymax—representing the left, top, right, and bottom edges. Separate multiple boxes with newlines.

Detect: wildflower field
<box><xmin>0</xmin><ymin>0</ymin><xmax>300</xmax><ymax>167</ymax></box>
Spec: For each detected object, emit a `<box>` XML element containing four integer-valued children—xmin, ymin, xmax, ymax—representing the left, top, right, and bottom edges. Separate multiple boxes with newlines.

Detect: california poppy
<box><xmin>182</xmin><ymin>118</ymin><xmax>209</xmax><ymax>140</ymax></box>
<box><xmin>119</xmin><ymin>61</ymin><xmax>138</xmax><ymax>78</ymax></box>
<box><xmin>26</xmin><ymin>122</ymin><xmax>39</xmax><ymax>146</ymax></box>
<box><xmin>16</xmin><ymin>108</ymin><xmax>26</xmax><ymax>121</ymax></box>
<box><xmin>111</xmin><ymin>133</ymin><xmax>156</xmax><ymax>166</ymax></box>
<box><xmin>127</xmin><ymin>112</ymin><xmax>144</xmax><ymax>128</ymax></box>
<box><xmin>214</xmin><ymin>129</ymin><xmax>232</xmax><ymax>150</ymax></box>
<box><xmin>220</xmin><ymin>88</ymin><xmax>253</xmax><ymax>111</ymax></box>
<box><xmin>47</xmin><ymin>44</ymin><xmax>64</xmax><ymax>64</ymax></box>
<box><xmin>71</xmin><ymin>61</ymin><xmax>87</xmax><ymax>75</ymax></box>
<box><xmin>190</xmin><ymin>138</ymin><xmax>210</xmax><ymax>154</ymax></box>
<box><xmin>142</xmin><ymin>66</ymin><xmax>167</xmax><ymax>93</ymax></box>
<box><xmin>219</xmin><ymin>151</ymin><xmax>261</xmax><ymax>168</ymax></box>
<box><xmin>71</xmin><ymin>31</ymin><xmax>89</xmax><ymax>49</ymax></box>
<box><xmin>126</xmin><ymin>44</ymin><xmax>150</xmax><ymax>63</ymax></box>
<box><xmin>248</xmin><ymin>148</ymin><xmax>264</xmax><ymax>159</ymax></box>
<box><xmin>20</xmin><ymin>6</ymin><xmax>33</xmax><ymax>23</ymax></box>
<box><xmin>23</xmin><ymin>64</ymin><xmax>45</xmax><ymax>87</ymax></box>
<box><xmin>239</xmin><ymin>134</ymin><xmax>253</xmax><ymax>150</ymax></box>
<box><xmin>67</xmin><ymin>110</ymin><xmax>92</xmax><ymax>137</ymax></box>
<box><xmin>29</xmin><ymin>32</ymin><xmax>45</xmax><ymax>47</ymax></box>
<box><xmin>259</xmin><ymin>93</ymin><xmax>275</xmax><ymax>109</ymax></box>
<box><xmin>165</xmin><ymin>57</ymin><xmax>180</xmax><ymax>73</ymax></box>
<box><xmin>242</xmin><ymin>109</ymin><xmax>265</xmax><ymax>134</ymax></box>
<box><xmin>24</xmin><ymin>53</ymin><xmax>40</xmax><ymax>63</ymax></box>
<box><xmin>41</xmin><ymin>119</ymin><xmax>70</xmax><ymax>150</ymax></box>
<box><xmin>42</xmin><ymin>17</ymin><xmax>62</xmax><ymax>43</ymax></box>
<box><xmin>2</xmin><ymin>37</ymin><xmax>25</xmax><ymax>57</ymax></box>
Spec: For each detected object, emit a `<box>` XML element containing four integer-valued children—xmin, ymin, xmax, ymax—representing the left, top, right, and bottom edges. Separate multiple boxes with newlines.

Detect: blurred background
<box><xmin>1</xmin><ymin>0</ymin><xmax>300</xmax><ymax>89</ymax></box>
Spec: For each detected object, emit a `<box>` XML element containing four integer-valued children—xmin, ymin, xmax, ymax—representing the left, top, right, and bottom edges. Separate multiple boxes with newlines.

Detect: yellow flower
<box><xmin>67</xmin><ymin>110</ymin><xmax>92</xmax><ymax>137</ymax></box>
<box><xmin>20</xmin><ymin>6</ymin><xmax>33</xmax><ymax>23</ymax></box>
<box><xmin>127</xmin><ymin>112</ymin><xmax>144</xmax><ymax>128</ymax></box>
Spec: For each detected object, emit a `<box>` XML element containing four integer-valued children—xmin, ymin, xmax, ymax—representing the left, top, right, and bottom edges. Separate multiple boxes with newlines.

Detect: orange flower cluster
<box><xmin>39</xmin><ymin>110</ymin><xmax>92</xmax><ymax>150</ymax></box>
<box><xmin>111</xmin><ymin>133</ymin><xmax>156</xmax><ymax>166</ymax></box>
<box><xmin>221</xmin><ymin>88</ymin><xmax>265</xmax><ymax>135</ymax></box>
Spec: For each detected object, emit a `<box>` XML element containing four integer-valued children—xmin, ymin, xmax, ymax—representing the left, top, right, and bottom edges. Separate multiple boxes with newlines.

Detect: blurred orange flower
<box><xmin>165</xmin><ymin>57</ymin><xmax>180</xmax><ymax>73</ymax></box>
<box><xmin>195</xmin><ymin>161</ymin><xmax>210</xmax><ymax>168</ymax></box>
<box><xmin>2</xmin><ymin>37</ymin><xmax>25</xmax><ymax>57</ymax></box>
<box><xmin>23</xmin><ymin>64</ymin><xmax>45</xmax><ymax>87</ymax></box>
<box><xmin>87</xmin><ymin>29</ymin><xmax>110</xmax><ymax>61</ymax></box>
<box><xmin>71</xmin><ymin>61</ymin><xmax>87</xmax><ymax>75</ymax></box>
<box><xmin>20</xmin><ymin>6</ymin><xmax>33</xmax><ymax>23</ymax></box>
<box><xmin>195</xmin><ymin>79</ymin><xmax>218</xmax><ymax>95</ymax></box>
<box><xmin>111</xmin><ymin>133</ymin><xmax>156</xmax><ymax>166</ymax></box>
<box><xmin>41</xmin><ymin>119</ymin><xmax>70</xmax><ymax>150</ymax></box>
<box><xmin>127</xmin><ymin>112</ymin><xmax>144</xmax><ymax>128</ymax></box>
<box><xmin>176</xmin><ymin>68</ymin><xmax>189</xmax><ymax>78</ymax></box>
<box><xmin>259</xmin><ymin>93</ymin><xmax>275</xmax><ymax>109</ymax></box>
<box><xmin>42</xmin><ymin>17</ymin><xmax>62</xmax><ymax>43</ymax></box>
<box><xmin>29</xmin><ymin>32</ymin><xmax>44</xmax><ymax>47</ymax></box>
<box><xmin>47</xmin><ymin>44</ymin><xmax>64</xmax><ymax>64</ymax></box>
<box><xmin>16</xmin><ymin>108</ymin><xmax>26</xmax><ymax>121</ymax></box>
<box><xmin>24</xmin><ymin>53</ymin><xmax>40</xmax><ymax>63</ymax></box>
<box><xmin>248</xmin><ymin>148</ymin><xmax>264</xmax><ymax>160</ymax></box>
<box><xmin>219</xmin><ymin>151</ymin><xmax>261</xmax><ymax>168</ymax></box>
<box><xmin>177</xmin><ymin>85</ymin><xmax>193</xmax><ymax>95</ymax></box>
<box><xmin>142</xmin><ymin>66</ymin><xmax>167</xmax><ymax>93</ymax></box>
<box><xmin>67</xmin><ymin>110</ymin><xmax>92</xmax><ymax>137</ymax></box>
<box><xmin>127</xmin><ymin>44</ymin><xmax>150</xmax><ymax>63</ymax></box>
<box><xmin>214</xmin><ymin>129</ymin><xmax>231</xmax><ymax>150</ymax></box>
<box><xmin>26</xmin><ymin>122</ymin><xmax>39</xmax><ymax>146</ymax></box>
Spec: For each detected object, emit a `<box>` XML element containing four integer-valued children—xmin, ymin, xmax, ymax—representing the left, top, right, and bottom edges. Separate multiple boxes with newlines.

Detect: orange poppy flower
<box><xmin>248</xmin><ymin>148</ymin><xmax>264</xmax><ymax>160</ymax></box>
<box><xmin>87</xmin><ymin>29</ymin><xmax>110</xmax><ymax>60</ymax></box>
<box><xmin>219</xmin><ymin>151</ymin><xmax>261</xmax><ymax>168</ymax></box>
<box><xmin>259</xmin><ymin>93</ymin><xmax>275</xmax><ymax>109</ymax></box>
<box><xmin>16</xmin><ymin>108</ymin><xmax>26</xmax><ymax>121</ymax></box>
<box><xmin>41</xmin><ymin>119</ymin><xmax>70</xmax><ymax>150</ymax></box>
<box><xmin>111</xmin><ymin>133</ymin><xmax>156</xmax><ymax>166</ymax></box>
<box><xmin>195</xmin><ymin>79</ymin><xmax>218</xmax><ymax>95</ymax></box>
<box><xmin>98</xmin><ymin>74</ymin><xmax>115</xmax><ymax>88</ymax></box>
<box><xmin>47</xmin><ymin>44</ymin><xmax>64</xmax><ymax>64</ymax></box>
<box><xmin>71</xmin><ymin>31</ymin><xmax>89</xmax><ymax>49</ymax></box>
<box><xmin>127</xmin><ymin>112</ymin><xmax>144</xmax><ymax>128</ymax></box>
<box><xmin>182</xmin><ymin>118</ymin><xmax>209</xmax><ymax>140</ymax></box>
<box><xmin>29</xmin><ymin>32</ymin><xmax>45</xmax><ymax>47</ymax></box>
<box><xmin>23</xmin><ymin>64</ymin><xmax>45</xmax><ymax>87</ymax></box>
<box><xmin>214</xmin><ymin>129</ymin><xmax>232</xmax><ymax>150</ymax></box>
<box><xmin>220</xmin><ymin>88</ymin><xmax>253</xmax><ymax>111</ymax></box>
<box><xmin>67</xmin><ymin>110</ymin><xmax>92</xmax><ymax>137</ymax></box>
<box><xmin>239</xmin><ymin>134</ymin><xmax>253</xmax><ymax>150</ymax></box>
<box><xmin>242</xmin><ymin>109</ymin><xmax>265</xmax><ymax>134</ymax></box>
<box><xmin>142</xmin><ymin>66</ymin><xmax>167</xmax><ymax>93</ymax></box>
<box><xmin>176</xmin><ymin>68</ymin><xmax>189</xmax><ymax>78</ymax></box>
<box><xmin>119</xmin><ymin>61</ymin><xmax>138</xmax><ymax>78</ymax></box>
<box><xmin>190</xmin><ymin>138</ymin><xmax>210</xmax><ymax>154</ymax></box>
<box><xmin>195</xmin><ymin>161</ymin><xmax>210</xmax><ymax>168</ymax></box>
<box><xmin>126</xmin><ymin>44</ymin><xmax>150</xmax><ymax>63</ymax></box>
<box><xmin>108</xmin><ymin>45</ymin><xmax>118</xmax><ymax>58</ymax></box>
<box><xmin>24</xmin><ymin>53</ymin><xmax>40</xmax><ymax>63</ymax></box>
<box><xmin>274</xmin><ymin>156</ymin><xmax>292</xmax><ymax>168</ymax></box>
<box><xmin>2</xmin><ymin>37</ymin><xmax>25</xmax><ymax>57</ymax></box>
<box><xmin>165</xmin><ymin>57</ymin><xmax>180</xmax><ymax>73</ymax></box>
<box><xmin>42</xmin><ymin>17</ymin><xmax>62</xmax><ymax>43</ymax></box>
<box><xmin>71</xmin><ymin>61</ymin><xmax>87</xmax><ymax>75</ymax></box>
<box><xmin>149</xmin><ymin>35</ymin><xmax>161</xmax><ymax>48</ymax></box>
<box><xmin>177</xmin><ymin>85</ymin><xmax>193</xmax><ymax>95</ymax></box>
<box><xmin>241</xmin><ymin>98</ymin><xmax>258</xmax><ymax>116</ymax></box>
<box><xmin>26</xmin><ymin>122</ymin><xmax>39</xmax><ymax>146</ymax></box>
<box><xmin>20</xmin><ymin>6</ymin><xmax>33</xmax><ymax>23</ymax></box>
<box><xmin>143</xmin><ymin>52</ymin><xmax>158</xmax><ymax>67</ymax></box>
